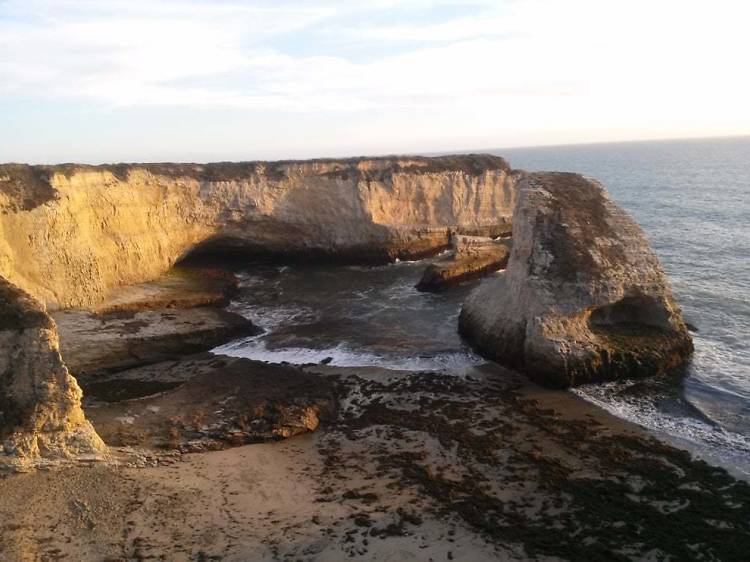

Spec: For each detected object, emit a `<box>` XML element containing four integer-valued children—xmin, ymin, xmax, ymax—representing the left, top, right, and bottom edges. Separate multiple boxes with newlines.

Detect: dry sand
<box><xmin>2</xmin><ymin>362</ymin><xmax>749</xmax><ymax>561</ymax></box>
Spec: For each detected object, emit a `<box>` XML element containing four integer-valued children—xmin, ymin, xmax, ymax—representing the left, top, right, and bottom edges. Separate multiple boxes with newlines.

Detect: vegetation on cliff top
<box><xmin>0</xmin><ymin>278</ymin><xmax>52</xmax><ymax>332</ymax></box>
<box><xmin>0</xmin><ymin>164</ymin><xmax>57</xmax><ymax>212</ymax></box>
<box><xmin>1</xmin><ymin>154</ymin><xmax>511</xmax><ymax>190</ymax></box>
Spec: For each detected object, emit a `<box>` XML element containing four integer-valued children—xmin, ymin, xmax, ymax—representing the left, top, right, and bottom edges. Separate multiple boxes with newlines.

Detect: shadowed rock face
<box><xmin>0</xmin><ymin>278</ymin><xmax>106</xmax><ymax>466</ymax></box>
<box><xmin>0</xmin><ymin>155</ymin><xmax>515</xmax><ymax>309</ymax></box>
<box><xmin>459</xmin><ymin>172</ymin><xmax>693</xmax><ymax>388</ymax></box>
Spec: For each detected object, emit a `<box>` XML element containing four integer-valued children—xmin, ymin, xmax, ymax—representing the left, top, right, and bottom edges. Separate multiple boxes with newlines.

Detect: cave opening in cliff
<box><xmin>588</xmin><ymin>295</ymin><xmax>672</xmax><ymax>331</ymax></box>
<box><xmin>176</xmin><ymin>235</ymin><xmax>422</xmax><ymax>269</ymax></box>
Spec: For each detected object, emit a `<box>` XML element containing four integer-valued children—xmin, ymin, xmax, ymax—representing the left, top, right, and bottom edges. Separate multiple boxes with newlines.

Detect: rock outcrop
<box><xmin>1</xmin><ymin>155</ymin><xmax>696</xmax><ymax>461</ymax></box>
<box><xmin>0</xmin><ymin>155</ymin><xmax>515</xmax><ymax>309</ymax></box>
<box><xmin>459</xmin><ymin>172</ymin><xmax>693</xmax><ymax>388</ymax></box>
<box><xmin>82</xmin><ymin>355</ymin><xmax>336</xmax><ymax>451</ymax></box>
<box><xmin>53</xmin><ymin>307</ymin><xmax>259</xmax><ymax>378</ymax></box>
<box><xmin>91</xmin><ymin>266</ymin><xmax>240</xmax><ymax>313</ymax></box>
<box><xmin>0</xmin><ymin>278</ymin><xmax>106</xmax><ymax>466</ymax></box>
<box><xmin>416</xmin><ymin>234</ymin><xmax>511</xmax><ymax>291</ymax></box>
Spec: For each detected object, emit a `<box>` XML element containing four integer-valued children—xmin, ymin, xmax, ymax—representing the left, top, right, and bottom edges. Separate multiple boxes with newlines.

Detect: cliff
<box><xmin>0</xmin><ymin>154</ymin><xmax>515</xmax><ymax>464</ymax></box>
<box><xmin>0</xmin><ymin>155</ymin><xmax>694</xmax><ymax>465</ymax></box>
<box><xmin>0</xmin><ymin>155</ymin><xmax>515</xmax><ymax>309</ymax></box>
<box><xmin>459</xmin><ymin>172</ymin><xmax>693</xmax><ymax>387</ymax></box>
<box><xmin>0</xmin><ymin>278</ymin><xmax>106</xmax><ymax>465</ymax></box>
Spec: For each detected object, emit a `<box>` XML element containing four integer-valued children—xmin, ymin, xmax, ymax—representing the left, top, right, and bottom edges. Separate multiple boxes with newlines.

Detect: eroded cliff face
<box><xmin>0</xmin><ymin>155</ymin><xmax>515</xmax><ymax>309</ymax></box>
<box><xmin>0</xmin><ymin>154</ymin><xmax>515</xmax><ymax>463</ymax></box>
<box><xmin>459</xmin><ymin>172</ymin><xmax>693</xmax><ymax>388</ymax></box>
<box><xmin>0</xmin><ymin>278</ymin><xmax>106</xmax><ymax>466</ymax></box>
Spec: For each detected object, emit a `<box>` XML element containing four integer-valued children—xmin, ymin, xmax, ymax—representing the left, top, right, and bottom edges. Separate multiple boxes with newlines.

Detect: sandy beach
<box><xmin>2</xmin><ymin>362</ymin><xmax>749</xmax><ymax>561</ymax></box>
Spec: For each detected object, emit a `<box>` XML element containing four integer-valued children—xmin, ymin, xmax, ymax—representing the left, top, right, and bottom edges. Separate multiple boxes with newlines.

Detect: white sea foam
<box><xmin>213</xmin><ymin>337</ymin><xmax>482</xmax><ymax>372</ymax></box>
<box><xmin>214</xmin><ymin>278</ymin><xmax>482</xmax><ymax>372</ymax></box>
<box><xmin>573</xmin><ymin>383</ymin><xmax>750</xmax><ymax>482</ymax></box>
<box><xmin>226</xmin><ymin>300</ymin><xmax>319</xmax><ymax>332</ymax></box>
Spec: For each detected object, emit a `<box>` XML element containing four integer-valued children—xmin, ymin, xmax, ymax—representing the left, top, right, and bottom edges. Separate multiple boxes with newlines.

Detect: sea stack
<box><xmin>459</xmin><ymin>172</ymin><xmax>693</xmax><ymax>388</ymax></box>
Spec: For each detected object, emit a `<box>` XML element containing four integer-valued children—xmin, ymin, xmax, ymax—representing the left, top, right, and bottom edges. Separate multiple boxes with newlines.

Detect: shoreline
<box><xmin>571</xmin><ymin>381</ymin><xmax>750</xmax><ymax>484</ymax></box>
<box><xmin>2</xmin><ymin>258</ymin><xmax>749</xmax><ymax>560</ymax></box>
<box><xmin>2</xmin><ymin>361</ymin><xmax>749</xmax><ymax>560</ymax></box>
<box><xmin>61</xmin><ymin>261</ymin><xmax>750</xmax><ymax>480</ymax></box>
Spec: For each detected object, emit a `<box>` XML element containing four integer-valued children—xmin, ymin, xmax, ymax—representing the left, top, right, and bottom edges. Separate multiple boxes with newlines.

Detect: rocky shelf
<box><xmin>416</xmin><ymin>234</ymin><xmax>512</xmax><ymax>291</ymax></box>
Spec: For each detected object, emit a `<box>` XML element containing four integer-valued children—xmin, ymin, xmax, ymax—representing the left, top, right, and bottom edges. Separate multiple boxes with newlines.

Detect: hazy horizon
<box><xmin>2</xmin><ymin>0</ymin><xmax>749</xmax><ymax>163</ymax></box>
<box><xmin>3</xmin><ymin>133</ymin><xmax>748</xmax><ymax>166</ymax></box>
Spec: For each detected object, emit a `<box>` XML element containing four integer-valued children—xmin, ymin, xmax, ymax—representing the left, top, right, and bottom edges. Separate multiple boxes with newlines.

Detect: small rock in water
<box><xmin>320</xmin><ymin>356</ymin><xmax>333</xmax><ymax>365</ymax></box>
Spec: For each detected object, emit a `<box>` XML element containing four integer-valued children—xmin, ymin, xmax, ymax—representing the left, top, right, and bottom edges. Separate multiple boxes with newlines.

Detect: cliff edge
<box><xmin>0</xmin><ymin>154</ymin><xmax>515</xmax><ymax>463</ymax></box>
<box><xmin>0</xmin><ymin>155</ymin><xmax>515</xmax><ymax>309</ymax></box>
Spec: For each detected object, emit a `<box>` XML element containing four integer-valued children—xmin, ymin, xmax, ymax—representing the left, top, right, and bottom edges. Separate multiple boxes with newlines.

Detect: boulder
<box><xmin>81</xmin><ymin>355</ymin><xmax>336</xmax><ymax>450</ymax></box>
<box><xmin>0</xmin><ymin>278</ymin><xmax>106</xmax><ymax>466</ymax></box>
<box><xmin>459</xmin><ymin>172</ymin><xmax>693</xmax><ymax>388</ymax></box>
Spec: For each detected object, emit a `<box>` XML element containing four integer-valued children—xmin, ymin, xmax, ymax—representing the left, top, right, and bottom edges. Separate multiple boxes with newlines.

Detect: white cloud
<box><xmin>1</xmin><ymin>0</ymin><xmax>749</xmax><ymax>159</ymax></box>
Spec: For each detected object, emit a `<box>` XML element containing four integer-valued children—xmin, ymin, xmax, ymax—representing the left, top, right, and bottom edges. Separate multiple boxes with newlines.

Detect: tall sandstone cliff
<box><xmin>0</xmin><ymin>155</ymin><xmax>515</xmax><ymax>309</ymax></box>
<box><xmin>1</xmin><ymin>155</ymin><xmax>694</xmax><ymax>464</ymax></box>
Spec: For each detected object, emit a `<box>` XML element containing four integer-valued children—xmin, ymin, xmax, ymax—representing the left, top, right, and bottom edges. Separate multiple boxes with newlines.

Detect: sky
<box><xmin>1</xmin><ymin>0</ymin><xmax>749</xmax><ymax>163</ymax></box>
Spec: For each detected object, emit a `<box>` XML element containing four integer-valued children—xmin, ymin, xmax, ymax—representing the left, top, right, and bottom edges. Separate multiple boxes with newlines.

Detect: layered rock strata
<box><xmin>53</xmin><ymin>307</ymin><xmax>259</xmax><ymax>377</ymax></box>
<box><xmin>0</xmin><ymin>278</ymin><xmax>106</xmax><ymax>465</ymax></box>
<box><xmin>459</xmin><ymin>172</ymin><xmax>693</xmax><ymax>388</ymax></box>
<box><xmin>91</xmin><ymin>266</ymin><xmax>240</xmax><ymax>313</ymax></box>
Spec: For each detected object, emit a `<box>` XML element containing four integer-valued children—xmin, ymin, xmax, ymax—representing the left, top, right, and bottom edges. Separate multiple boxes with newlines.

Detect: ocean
<box><xmin>214</xmin><ymin>136</ymin><xmax>750</xmax><ymax>479</ymax></box>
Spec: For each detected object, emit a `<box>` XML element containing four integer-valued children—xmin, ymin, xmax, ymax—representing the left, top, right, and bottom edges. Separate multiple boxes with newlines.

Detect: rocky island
<box><xmin>459</xmin><ymin>172</ymin><xmax>694</xmax><ymax>388</ymax></box>
<box><xmin>2</xmin><ymin>155</ymin><xmax>748</xmax><ymax>561</ymax></box>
